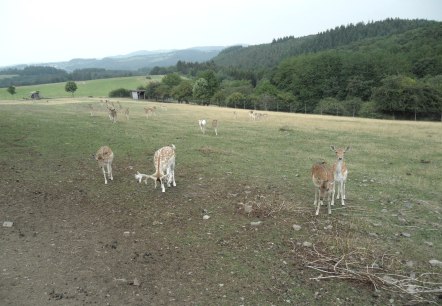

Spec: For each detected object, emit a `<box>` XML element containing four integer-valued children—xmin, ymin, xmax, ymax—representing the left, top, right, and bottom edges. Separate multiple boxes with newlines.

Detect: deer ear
<box><xmin>345</xmin><ymin>146</ymin><xmax>351</xmax><ymax>152</ymax></box>
<box><xmin>330</xmin><ymin>145</ymin><xmax>336</xmax><ymax>151</ymax></box>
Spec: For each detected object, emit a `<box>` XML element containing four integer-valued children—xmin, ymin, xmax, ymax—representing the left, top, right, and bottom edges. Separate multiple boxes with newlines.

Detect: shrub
<box><xmin>109</xmin><ymin>88</ymin><xmax>131</xmax><ymax>98</ymax></box>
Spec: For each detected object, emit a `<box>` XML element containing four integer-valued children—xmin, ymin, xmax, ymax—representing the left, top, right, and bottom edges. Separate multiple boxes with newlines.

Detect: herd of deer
<box><xmin>91</xmin><ymin>100</ymin><xmax>350</xmax><ymax>215</ymax></box>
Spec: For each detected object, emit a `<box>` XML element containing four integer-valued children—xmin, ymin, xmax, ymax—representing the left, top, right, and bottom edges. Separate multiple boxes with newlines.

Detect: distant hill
<box><xmin>3</xmin><ymin>47</ymin><xmax>225</xmax><ymax>72</ymax></box>
<box><xmin>212</xmin><ymin>18</ymin><xmax>438</xmax><ymax>70</ymax></box>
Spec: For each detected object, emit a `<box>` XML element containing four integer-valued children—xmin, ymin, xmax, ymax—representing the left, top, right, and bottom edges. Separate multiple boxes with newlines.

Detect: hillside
<box><xmin>212</xmin><ymin>18</ymin><xmax>437</xmax><ymax>70</ymax></box>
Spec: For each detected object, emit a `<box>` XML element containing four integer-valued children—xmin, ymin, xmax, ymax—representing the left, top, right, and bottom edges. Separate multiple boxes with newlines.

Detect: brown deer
<box><xmin>311</xmin><ymin>161</ymin><xmax>335</xmax><ymax>215</ymax></box>
<box><xmin>330</xmin><ymin>146</ymin><xmax>350</xmax><ymax>206</ymax></box>
<box><xmin>212</xmin><ymin>119</ymin><xmax>218</xmax><ymax>136</ymax></box>
<box><xmin>94</xmin><ymin>146</ymin><xmax>114</xmax><ymax>184</ymax></box>
<box><xmin>135</xmin><ymin>145</ymin><xmax>176</xmax><ymax>193</ymax></box>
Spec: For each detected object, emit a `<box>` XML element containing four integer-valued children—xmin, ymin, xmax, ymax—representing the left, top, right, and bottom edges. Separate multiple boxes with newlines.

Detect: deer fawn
<box><xmin>311</xmin><ymin>161</ymin><xmax>335</xmax><ymax>215</ymax></box>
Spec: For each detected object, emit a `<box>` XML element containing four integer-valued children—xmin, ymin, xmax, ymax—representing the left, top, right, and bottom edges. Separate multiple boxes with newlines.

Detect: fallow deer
<box><xmin>212</xmin><ymin>119</ymin><xmax>218</xmax><ymax>136</ymax></box>
<box><xmin>330</xmin><ymin>145</ymin><xmax>350</xmax><ymax>206</ymax></box>
<box><xmin>311</xmin><ymin>161</ymin><xmax>335</xmax><ymax>215</ymax></box>
<box><xmin>198</xmin><ymin>119</ymin><xmax>207</xmax><ymax>134</ymax></box>
<box><xmin>94</xmin><ymin>146</ymin><xmax>114</xmax><ymax>184</ymax></box>
<box><xmin>135</xmin><ymin>145</ymin><xmax>176</xmax><ymax>193</ymax></box>
<box><xmin>88</xmin><ymin>104</ymin><xmax>94</xmax><ymax>116</ymax></box>
<box><xmin>124</xmin><ymin>107</ymin><xmax>129</xmax><ymax>120</ymax></box>
<box><xmin>144</xmin><ymin>107</ymin><xmax>156</xmax><ymax>118</ymax></box>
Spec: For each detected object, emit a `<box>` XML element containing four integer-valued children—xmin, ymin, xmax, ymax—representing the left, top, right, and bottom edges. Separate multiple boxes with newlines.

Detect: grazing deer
<box><xmin>331</xmin><ymin>146</ymin><xmax>350</xmax><ymax>206</ymax></box>
<box><xmin>144</xmin><ymin>107</ymin><xmax>155</xmax><ymax>118</ymax></box>
<box><xmin>135</xmin><ymin>145</ymin><xmax>176</xmax><ymax>193</ymax></box>
<box><xmin>212</xmin><ymin>119</ymin><xmax>218</xmax><ymax>136</ymax></box>
<box><xmin>198</xmin><ymin>119</ymin><xmax>207</xmax><ymax>134</ymax></box>
<box><xmin>311</xmin><ymin>161</ymin><xmax>335</xmax><ymax>215</ymax></box>
<box><xmin>94</xmin><ymin>146</ymin><xmax>114</xmax><ymax>184</ymax></box>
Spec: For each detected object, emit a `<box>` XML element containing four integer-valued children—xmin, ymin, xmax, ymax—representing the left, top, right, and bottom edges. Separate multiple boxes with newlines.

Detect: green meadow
<box><xmin>0</xmin><ymin>92</ymin><xmax>441</xmax><ymax>304</ymax></box>
<box><xmin>0</xmin><ymin>76</ymin><xmax>162</xmax><ymax>100</ymax></box>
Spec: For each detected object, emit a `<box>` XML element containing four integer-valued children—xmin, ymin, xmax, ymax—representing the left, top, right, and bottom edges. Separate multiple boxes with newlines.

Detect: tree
<box><xmin>162</xmin><ymin>73</ymin><xmax>182</xmax><ymax>87</ymax></box>
<box><xmin>7</xmin><ymin>86</ymin><xmax>16</xmax><ymax>97</ymax></box>
<box><xmin>193</xmin><ymin>78</ymin><xmax>210</xmax><ymax>105</ymax></box>
<box><xmin>172</xmin><ymin>80</ymin><xmax>193</xmax><ymax>103</ymax></box>
<box><xmin>227</xmin><ymin>92</ymin><xmax>246</xmax><ymax>109</ymax></box>
<box><xmin>65</xmin><ymin>81</ymin><xmax>78</xmax><ymax>97</ymax></box>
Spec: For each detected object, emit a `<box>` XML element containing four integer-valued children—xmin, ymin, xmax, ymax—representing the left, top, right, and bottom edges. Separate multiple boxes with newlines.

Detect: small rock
<box><xmin>132</xmin><ymin>278</ymin><xmax>140</xmax><ymax>286</ymax></box>
<box><xmin>244</xmin><ymin>205</ymin><xmax>253</xmax><ymax>214</ymax></box>
<box><xmin>368</xmin><ymin>232</ymin><xmax>379</xmax><ymax>238</ymax></box>
<box><xmin>324</xmin><ymin>225</ymin><xmax>333</xmax><ymax>230</ymax></box>
<box><xmin>424</xmin><ymin>241</ymin><xmax>433</xmax><ymax>247</ymax></box>
<box><xmin>203</xmin><ymin>215</ymin><xmax>210</xmax><ymax>220</ymax></box>
<box><xmin>292</xmin><ymin>224</ymin><xmax>302</xmax><ymax>231</ymax></box>
<box><xmin>250</xmin><ymin>221</ymin><xmax>262</xmax><ymax>226</ymax></box>
<box><xmin>398</xmin><ymin>217</ymin><xmax>407</xmax><ymax>223</ymax></box>
<box><xmin>152</xmin><ymin>221</ymin><xmax>163</xmax><ymax>225</ymax></box>
<box><xmin>123</xmin><ymin>231</ymin><xmax>131</xmax><ymax>237</ymax></box>
<box><xmin>405</xmin><ymin>260</ymin><xmax>414</xmax><ymax>268</ymax></box>
<box><xmin>2</xmin><ymin>221</ymin><xmax>13</xmax><ymax>227</ymax></box>
<box><xmin>401</xmin><ymin>232</ymin><xmax>411</xmax><ymax>238</ymax></box>
<box><xmin>302</xmin><ymin>241</ymin><xmax>312</xmax><ymax>247</ymax></box>
<box><xmin>429</xmin><ymin>259</ymin><xmax>442</xmax><ymax>267</ymax></box>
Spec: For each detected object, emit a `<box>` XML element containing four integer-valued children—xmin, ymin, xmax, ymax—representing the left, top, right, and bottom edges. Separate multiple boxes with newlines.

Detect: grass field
<box><xmin>0</xmin><ymin>97</ymin><xmax>441</xmax><ymax>305</ymax></box>
<box><xmin>0</xmin><ymin>76</ymin><xmax>162</xmax><ymax>100</ymax></box>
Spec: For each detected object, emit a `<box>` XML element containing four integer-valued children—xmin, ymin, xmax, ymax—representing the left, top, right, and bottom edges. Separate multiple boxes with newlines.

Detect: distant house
<box><xmin>30</xmin><ymin>91</ymin><xmax>40</xmax><ymax>100</ymax></box>
<box><xmin>131</xmin><ymin>90</ymin><xmax>146</xmax><ymax>100</ymax></box>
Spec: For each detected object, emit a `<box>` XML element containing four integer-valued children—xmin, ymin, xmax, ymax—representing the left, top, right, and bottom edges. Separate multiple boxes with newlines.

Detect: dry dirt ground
<box><xmin>0</xmin><ymin>157</ymin><xmax>297</xmax><ymax>305</ymax></box>
<box><xmin>1</xmin><ymin>156</ymin><xmax>413</xmax><ymax>305</ymax></box>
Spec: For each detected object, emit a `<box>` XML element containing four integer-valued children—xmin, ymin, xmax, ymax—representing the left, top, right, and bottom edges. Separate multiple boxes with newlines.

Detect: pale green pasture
<box><xmin>0</xmin><ymin>76</ymin><xmax>162</xmax><ymax>100</ymax></box>
<box><xmin>1</xmin><ymin>98</ymin><xmax>441</xmax><ymax>303</ymax></box>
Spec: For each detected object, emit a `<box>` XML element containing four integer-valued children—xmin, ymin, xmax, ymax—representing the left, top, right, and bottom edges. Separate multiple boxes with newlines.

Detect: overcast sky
<box><xmin>0</xmin><ymin>0</ymin><xmax>441</xmax><ymax>68</ymax></box>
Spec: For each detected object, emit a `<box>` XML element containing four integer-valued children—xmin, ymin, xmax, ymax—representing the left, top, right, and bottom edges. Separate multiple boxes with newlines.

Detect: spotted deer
<box><xmin>311</xmin><ymin>161</ymin><xmax>335</xmax><ymax>215</ymax></box>
<box><xmin>330</xmin><ymin>146</ymin><xmax>350</xmax><ymax>206</ymax></box>
<box><xmin>144</xmin><ymin>107</ymin><xmax>156</xmax><ymax>118</ymax></box>
<box><xmin>212</xmin><ymin>119</ymin><xmax>218</xmax><ymax>136</ymax></box>
<box><xmin>94</xmin><ymin>146</ymin><xmax>114</xmax><ymax>184</ymax></box>
<box><xmin>135</xmin><ymin>144</ymin><xmax>176</xmax><ymax>193</ymax></box>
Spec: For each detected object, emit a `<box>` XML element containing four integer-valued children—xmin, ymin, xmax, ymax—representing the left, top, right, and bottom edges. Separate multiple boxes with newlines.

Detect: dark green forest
<box><xmin>160</xmin><ymin>18</ymin><xmax>441</xmax><ymax>121</ymax></box>
<box><xmin>2</xmin><ymin>18</ymin><xmax>442</xmax><ymax>120</ymax></box>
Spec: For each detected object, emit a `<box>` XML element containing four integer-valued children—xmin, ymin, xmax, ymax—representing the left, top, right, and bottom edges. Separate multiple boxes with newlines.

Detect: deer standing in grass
<box><xmin>88</xmin><ymin>104</ymin><xmax>94</xmax><ymax>116</ymax></box>
<box><xmin>198</xmin><ymin>119</ymin><xmax>207</xmax><ymax>134</ymax></box>
<box><xmin>124</xmin><ymin>107</ymin><xmax>129</xmax><ymax>120</ymax></box>
<box><xmin>144</xmin><ymin>107</ymin><xmax>156</xmax><ymax>118</ymax></box>
<box><xmin>331</xmin><ymin>146</ymin><xmax>350</xmax><ymax>206</ymax></box>
<box><xmin>212</xmin><ymin>119</ymin><xmax>218</xmax><ymax>136</ymax></box>
<box><xmin>94</xmin><ymin>146</ymin><xmax>114</xmax><ymax>184</ymax></box>
<box><xmin>311</xmin><ymin>161</ymin><xmax>335</xmax><ymax>215</ymax></box>
<box><xmin>135</xmin><ymin>145</ymin><xmax>176</xmax><ymax>193</ymax></box>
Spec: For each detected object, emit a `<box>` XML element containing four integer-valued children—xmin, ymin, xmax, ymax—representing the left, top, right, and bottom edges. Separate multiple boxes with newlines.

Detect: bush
<box><xmin>109</xmin><ymin>88</ymin><xmax>131</xmax><ymax>98</ymax></box>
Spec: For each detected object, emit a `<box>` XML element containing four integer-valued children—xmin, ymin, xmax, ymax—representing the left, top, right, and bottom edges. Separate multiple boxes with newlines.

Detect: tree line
<box><xmin>0</xmin><ymin>67</ymin><xmax>136</xmax><ymax>88</ymax></box>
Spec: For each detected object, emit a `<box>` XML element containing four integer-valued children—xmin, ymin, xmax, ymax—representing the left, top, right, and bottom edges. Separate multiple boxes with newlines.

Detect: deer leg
<box><xmin>108</xmin><ymin>163</ymin><xmax>113</xmax><ymax>181</ymax></box>
<box><xmin>102</xmin><ymin>167</ymin><xmax>108</xmax><ymax>184</ymax></box>
<box><xmin>315</xmin><ymin>188</ymin><xmax>321</xmax><ymax>215</ymax></box>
